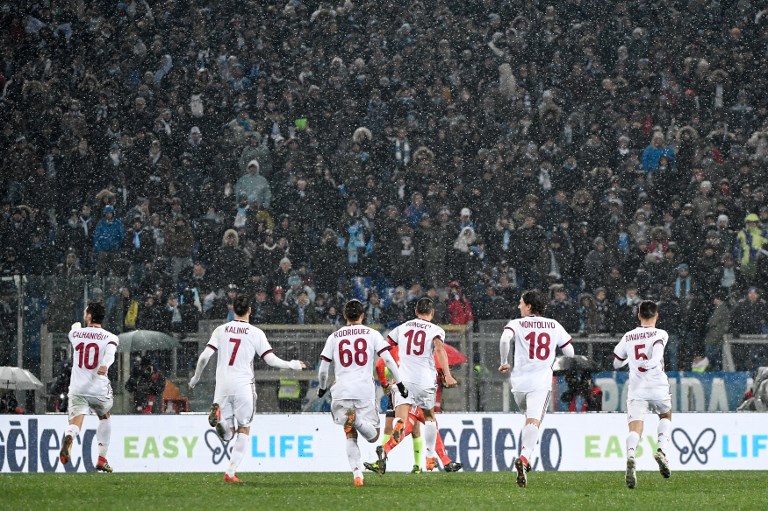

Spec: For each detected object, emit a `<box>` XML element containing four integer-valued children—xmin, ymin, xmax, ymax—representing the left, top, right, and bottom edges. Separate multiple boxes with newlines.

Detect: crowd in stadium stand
<box><xmin>2</xmin><ymin>1</ymin><xmax>768</xmax><ymax>373</ymax></box>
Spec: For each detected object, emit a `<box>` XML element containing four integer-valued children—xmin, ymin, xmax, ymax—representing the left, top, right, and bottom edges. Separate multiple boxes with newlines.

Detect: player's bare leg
<box><xmin>654</xmin><ymin>411</ymin><xmax>672</xmax><ymax>478</ymax></box>
<box><xmin>224</xmin><ymin>426</ymin><xmax>249</xmax><ymax>483</ymax></box>
<box><xmin>60</xmin><ymin>414</ymin><xmax>85</xmax><ymax>465</ymax></box>
<box><xmin>625</xmin><ymin>419</ymin><xmax>643</xmax><ymax>489</ymax></box>
<box><xmin>95</xmin><ymin>412</ymin><xmax>113</xmax><ymax>472</ymax></box>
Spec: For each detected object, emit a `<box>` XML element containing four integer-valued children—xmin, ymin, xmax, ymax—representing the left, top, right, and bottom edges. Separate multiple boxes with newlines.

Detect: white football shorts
<box><xmin>513</xmin><ymin>390</ymin><xmax>551</xmax><ymax>421</ymax></box>
<box><xmin>218</xmin><ymin>384</ymin><xmax>257</xmax><ymax>429</ymax></box>
<box><xmin>392</xmin><ymin>382</ymin><xmax>436</xmax><ymax>410</ymax></box>
<box><xmin>68</xmin><ymin>394</ymin><xmax>113</xmax><ymax>419</ymax></box>
<box><xmin>331</xmin><ymin>398</ymin><xmax>380</xmax><ymax>429</ymax></box>
<box><xmin>626</xmin><ymin>397</ymin><xmax>672</xmax><ymax>422</ymax></box>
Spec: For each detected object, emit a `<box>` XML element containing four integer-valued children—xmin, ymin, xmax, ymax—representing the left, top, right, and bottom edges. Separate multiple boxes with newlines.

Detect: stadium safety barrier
<box><xmin>2</xmin><ymin>413</ymin><xmax>766</xmax><ymax>473</ymax></box>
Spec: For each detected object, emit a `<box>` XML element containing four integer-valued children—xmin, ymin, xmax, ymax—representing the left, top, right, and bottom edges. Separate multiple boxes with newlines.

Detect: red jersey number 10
<box><xmin>75</xmin><ymin>342</ymin><xmax>100</xmax><ymax>370</ymax></box>
<box><xmin>525</xmin><ymin>331</ymin><xmax>551</xmax><ymax>360</ymax></box>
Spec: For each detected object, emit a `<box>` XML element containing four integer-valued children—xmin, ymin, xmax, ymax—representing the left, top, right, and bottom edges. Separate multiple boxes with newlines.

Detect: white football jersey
<box><xmin>388</xmin><ymin>319</ymin><xmax>446</xmax><ymax>387</ymax></box>
<box><xmin>503</xmin><ymin>316</ymin><xmax>573</xmax><ymax>393</ymax></box>
<box><xmin>614</xmin><ymin>326</ymin><xmax>670</xmax><ymax>400</ymax></box>
<box><xmin>320</xmin><ymin>324</ymin><xmax>390</xmax><ymax>400</ymax></box>
<box><xmin>68</xmin><ymin>326</ymin><xmax>119</xmax><ymax>398</ymax></box>
<box><xmin>208</xmin><ymin>320</ymin><xmax>273</xmax><ymax>396</ymax></box>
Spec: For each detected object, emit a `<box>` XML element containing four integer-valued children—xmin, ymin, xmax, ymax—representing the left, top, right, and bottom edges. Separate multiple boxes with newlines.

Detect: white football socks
<box><xmin>346</xmin><ymin>438</ymin><xmax>363</xmax><ymax>478</ymax></box>
<box><xmin>520</xmin><ymin>423</ymin><xmax>539</xmax><ymax>463</ymax></box>
<box><xmin>97</xmin><ymin>417</ymin><xmax>111</xmax><ymax>457</ymax></box>
<box><xmin>64</xmin><ymin>424</ymin><xmax>80</xmax><ymax>439</ymax></box>
<box><xmin>226</xmin><ymin>433</ymin><xmax>248</xmax><ymax>477</ymax></box>
<box><xmin>423</xmin><ymin>420</ymin><xmax>437</xmax><ymax>458</ymax></box>
<box><xmin>657</xmin><ymin>419</ymin><xmax>672</xmax><ymax>453</ymax></box>
<box><xmin>626</xmin><ymin>431</ymin><xmax>640</xmax><ymax>459</ymax></box>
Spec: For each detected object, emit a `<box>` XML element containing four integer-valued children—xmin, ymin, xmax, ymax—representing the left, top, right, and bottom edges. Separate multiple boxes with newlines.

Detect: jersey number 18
<box><xmin>525</xmin><ymin>332</ymin><xmax>551</xmax><ymax>360</ymax></box>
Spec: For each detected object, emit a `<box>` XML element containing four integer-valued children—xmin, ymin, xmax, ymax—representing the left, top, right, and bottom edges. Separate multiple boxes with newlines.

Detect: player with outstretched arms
<box><xmin>316</xmin><ymin>299</ymin><xmax>408</xmax><ymax>486</ymax></box>
<box><xmin>60</xmin><ymin>302</ymin><xmax>119</xmax><ymax>473</ymax></box>
<box><xmin>365</xmin><ymin>297</ymin><xmax>459</xmax><ymax>475</ymax></box>
<box><xmin>189</xmin><ymin>293</ymin><xmax>306</xmax><ymax>483</ymax></box>
<box><xmin>499</xmin><ymin>289</ymin><xmax>574</xmax><ymax>488</ymax></box>
<box><xmin>613</xmin><ymin>299</ymin><xmax>672</xmax><ymax>489</ymax></box>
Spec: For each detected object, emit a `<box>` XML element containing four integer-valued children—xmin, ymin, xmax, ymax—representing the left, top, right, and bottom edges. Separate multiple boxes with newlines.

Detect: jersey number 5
<box><xmin>75</xmin><ymin>342</ymin><xmax>99</xmax><ymax>369</ymax></box>
<box><xmin>228</xmin><ymin>338</ymin><xmax>241</xmax><ymax>365</ymax></box>
<box><xmin>634</xmin><ymin>344</ymin><xmax>648</xmax><ymax>360</ymax></box>
<box><xmin>339</xmin><ymin>338</ymin><xmax>368</xmax><ymax>367</ymax></box>
<box><xmin>525</xmin><ymin>332</ymin><xmax>551</xmax><ymax>360</ymax></box>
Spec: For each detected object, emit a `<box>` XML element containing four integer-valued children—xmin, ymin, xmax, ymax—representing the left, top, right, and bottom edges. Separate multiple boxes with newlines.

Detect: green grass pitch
<box><xmin>3</xmin><ymin>472</ymin><xmax>766</xmax><ymax>511</ymax></box>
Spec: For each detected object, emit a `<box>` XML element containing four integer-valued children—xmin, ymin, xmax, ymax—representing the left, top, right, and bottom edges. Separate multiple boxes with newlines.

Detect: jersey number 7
<box><xmin>229</xmin><ymin>338</ymin><xmax>241</xmax><ymax>365</ymax></box>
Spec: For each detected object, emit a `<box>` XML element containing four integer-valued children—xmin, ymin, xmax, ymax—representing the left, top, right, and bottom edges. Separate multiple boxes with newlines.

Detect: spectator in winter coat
<box><xmin>446</xmin><ymin>280</ymin><xmax>475</xmax><ymax>326</ymax></box>
<box><xmin>93</xmin><ymin>205</ymin><xmax>125</xmax><ymax>276</ymax></box>
<box><xmin>730</xmin><ymin>287</ymin><xmax>768</xmax><ymax>371</ymax></box>
<box><xmin>704</xmin><ymin>293</ymin><xmax>730</xmax><ymax>371</ymax></box>
<box><xmin>235</xmin><ymin>160</ymin><xmax>272</xmax><ymax>210</ymax></box>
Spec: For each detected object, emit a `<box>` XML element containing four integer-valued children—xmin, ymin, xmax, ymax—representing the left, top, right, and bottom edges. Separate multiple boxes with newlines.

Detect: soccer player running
<box><xmin>499</xmin><ymin>289</ymin><xmax>575</xmax><ymax>488</ymax></box>
<box><xmin>60</xmin><ymin>303</ymin><xmax>119</xmax><ymax>472</ymax></box>
<box><xmin>368</xmin><ymin>344</ymin><xmax>462</xmax><ymax>473</ymax></box>
<box><xmin>317</xmin><ymin>299</ymin><xmax>408</xmax><ymax>486</ymax></box>
<box><xmin>189</xmin><ymin>293</ymin><xmax>306</xmax><ymax>483</ymax></box>
<box><xmin>613</xmin><ymin>299</ymin><xmax>672</xmax><ymax>489</ymax></box>
<box><xmin>367</xmin><ymin>297</ymin><xmax>460</xmax><ymax>474</ymax></box>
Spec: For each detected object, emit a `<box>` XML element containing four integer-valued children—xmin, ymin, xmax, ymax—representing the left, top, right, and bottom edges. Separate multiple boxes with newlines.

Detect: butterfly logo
<box><xmin>671</xmin><ymin>428</ymin><xmax>716</xmax><ymax>465</ymax></box>
<box><xmin>204</xmin><ymin>430</ymin><xmax>232</xmax><ymax>465</ymax></box>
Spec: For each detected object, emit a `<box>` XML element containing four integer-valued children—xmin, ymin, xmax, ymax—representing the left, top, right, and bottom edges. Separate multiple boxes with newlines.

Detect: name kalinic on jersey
<box><xmin>225</xmin><ymin>325</ymin><xmax>249</xmax><ymax>335</ymax></box>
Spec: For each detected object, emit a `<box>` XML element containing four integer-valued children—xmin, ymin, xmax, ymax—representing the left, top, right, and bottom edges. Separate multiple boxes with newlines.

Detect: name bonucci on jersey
<box><xmin>207</xmin><ymin>321</ymin><xmax>273</xmax><ymax>396</ymax></box>
<box><xmin>388</xmin><ymin>319</ymin><xmax>446</xmax><ymax>387</ymax></box>
<box><xmin>503</xmin><ymin>316</ymin><xmax>572</xmax><ymax>393</ymax></box>
<box><xmin>320</xmin><ymin>325</ymin><xmax>390</xmax><ymax>400</ymax></box>
<box><xmin>68</xmin><ymin>327</ymin><xmax>119</xmax><ymax>398</ymax></box>
<box><xmin>614</xmin><ymin>326</ymin><xmax>670</xmax><ymax>400</ymax></box>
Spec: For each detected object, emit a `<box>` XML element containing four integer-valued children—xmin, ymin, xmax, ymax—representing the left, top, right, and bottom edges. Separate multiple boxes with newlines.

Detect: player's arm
<box><xmin>263</xmin><ymin>351</ymin><xmax>306</xmax><ymax>370</ymax></box>
<box><xmin>499</xmin><ymin>325</ymin><xmax>514</xmax><ymax>373</ymax></box>
<box><xmin>379</xmin><ymin>349</ymin><xmax>408</xmax><ymax>397</ymax></box>
<box><xmin>189</xmin><ymin>343</ymin><xmax>217</xmax><ymax>389</ymax></box>
<box><xmin>642</xmin><ymin>336</ymin><xmax>666</xmax><ymax>371</ymax></box>
<box><xmin>316</xmin><ymin>336</ymin><xmax>334</xmax><ymax>397</ymax></box>
<box><xmin>559</xmin><ymin>337</ymin><xmax>575</xmax><ymax>357</ymax></box>
<box><xmin>613</xmin><ymin>339</ymin><xmax>628</xmax><ymax>369</ymax></box>
<box><xmin>97</xmin><ymin>339</ymin><xmax>118</xmax><ymax>376</ymax></box>
<box><xmin>375</xmin><ymin>357</ymin><xmax>388</xmax><ymax>387</ymax></box>
<box><xmin>434</xmin><ymin>337</ymin><xmax>457</xmax><ymax>387</ymax></box>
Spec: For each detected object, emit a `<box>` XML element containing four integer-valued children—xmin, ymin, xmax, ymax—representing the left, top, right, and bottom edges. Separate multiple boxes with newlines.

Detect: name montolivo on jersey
<box><xmin>518</xmin><ymin>320</ymin><xmax>557</xmax><ymax>329</ymax></box>
<box><xmin>71</xmin><ymin>331</ymin><xmax>109</xmax><ymax>340</ymax></box>
<box><xmin>625</xmin><ymin>331</ymin><xmax>657</xmax><ymax>341</ymax></box>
